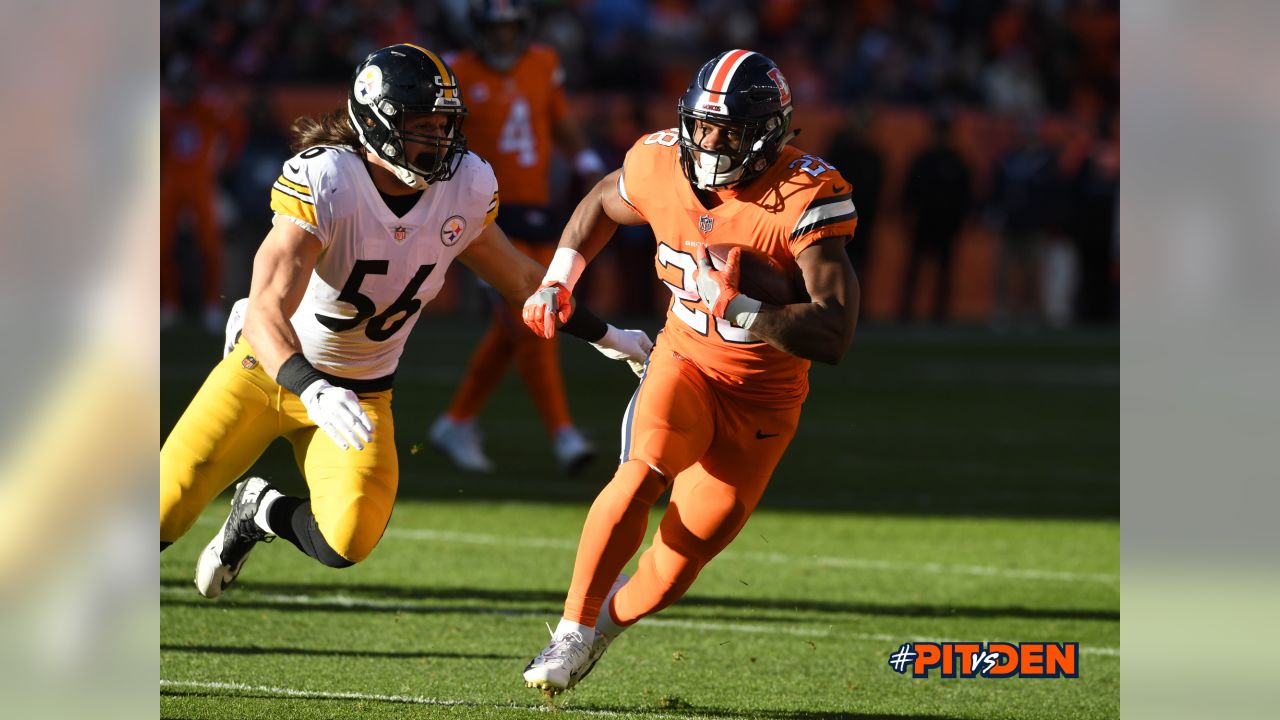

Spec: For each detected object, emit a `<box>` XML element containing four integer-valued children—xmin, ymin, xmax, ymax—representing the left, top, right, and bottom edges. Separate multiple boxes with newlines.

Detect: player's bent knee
<box><xmin>315</xmin><ymin>524</ymin><xmax>377</xmax><ymax>566</ymax></box>
<box><xmin>314</xmin><ymin>502</ymin><xmax>392</xmax><ymax>566</ymax></box>
<box><xmin>604</xmin><ymin>459</ymin><xmax>669</xmax><ymax>506</ymax></box>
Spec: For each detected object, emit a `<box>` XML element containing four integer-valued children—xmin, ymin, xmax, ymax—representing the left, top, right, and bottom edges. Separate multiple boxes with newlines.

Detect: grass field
<box><xmin>160</xmin><ymin>317</ymin><xmax>1119</xmax><ymax>719</ymax></box>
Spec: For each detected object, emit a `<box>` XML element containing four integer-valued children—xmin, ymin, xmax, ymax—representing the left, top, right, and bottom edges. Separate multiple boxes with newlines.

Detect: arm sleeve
<box><xmin>270</xmin><ymin>155</ymin><xmax>324</xmax><ymax>245</ymax></box>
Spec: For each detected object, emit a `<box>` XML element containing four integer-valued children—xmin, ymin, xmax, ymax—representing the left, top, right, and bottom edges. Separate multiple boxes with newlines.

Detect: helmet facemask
<box><xmin>349</xmin><ymin>100</ymin><xmax>467</xmax><ymax>189</ymax></box>
<box><xmin>678</xmin><ymin>109</ymin><xmax>785</xmax><ymax>190</ymax></box>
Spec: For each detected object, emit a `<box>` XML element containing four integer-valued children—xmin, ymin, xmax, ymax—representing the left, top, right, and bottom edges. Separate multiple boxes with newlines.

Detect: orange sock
<box><xmin>447</xmin><ymin>322</ymin><xmax>513</xmax><ymax>420</ymax></box>
<box><xmin>564</xmin><ymin>460</ymin><xmax>669</xmax><ymax>626</ymax></box>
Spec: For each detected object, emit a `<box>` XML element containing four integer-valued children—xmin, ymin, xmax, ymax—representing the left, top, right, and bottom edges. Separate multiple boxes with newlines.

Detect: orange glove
<box><xmin>521</xmin><ymin>281</ymin><xmax>572</xmax><ymax>339</ymax></box>
<box><xmin>694</xmin><ymin>244</ymin><xmax>742</xmax><ymax>318</ymax></box>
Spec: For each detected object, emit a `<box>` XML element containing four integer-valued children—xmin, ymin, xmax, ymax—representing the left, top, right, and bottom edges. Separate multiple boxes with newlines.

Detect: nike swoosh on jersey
<box><xmin>831</xmin><ymin>184</ymin><xmax>848</xmax><ymax>193</ymax></box>
<box><xmin>288</xmin><ymin>163</ymin><xmax>301</xmax><ymax>173</ymax></box>
<box><xmin>755</xmin><ymin>430</ymin><xmax>780</xmax><ymax>439</ymax></box>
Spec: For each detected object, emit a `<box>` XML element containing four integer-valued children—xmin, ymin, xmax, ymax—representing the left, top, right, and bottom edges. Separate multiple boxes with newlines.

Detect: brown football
<box><xmin>706</xmin><ymin>243</ymin><xmax>805</xmax><ymax>306</ymax></box>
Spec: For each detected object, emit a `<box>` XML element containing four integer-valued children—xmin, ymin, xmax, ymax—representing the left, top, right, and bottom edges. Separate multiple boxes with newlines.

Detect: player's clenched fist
<box><xmin>522</xmin><ymin>280</ymin><xmax>572</xmax><ymax>339</ymax></box>
<box><xmin>300</xmin><ymin>380</ymin><xmax>375</xmax><ymax>451</ymax></box>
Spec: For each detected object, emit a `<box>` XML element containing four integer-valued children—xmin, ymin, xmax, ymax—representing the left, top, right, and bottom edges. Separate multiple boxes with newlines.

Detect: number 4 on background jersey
<box><xmin>499</xmin><ymin>97</ymin><xmax>537</xmax><ymax>168</ymax></box>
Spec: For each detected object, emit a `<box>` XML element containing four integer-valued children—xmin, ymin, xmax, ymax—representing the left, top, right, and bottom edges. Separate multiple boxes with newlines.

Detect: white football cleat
<box><xmin>523</xmin><ymin>628</ymin><xmax>601</xmax><ymax>694</ymax></box>
<box><xmin>430</xmin><ymin>415</ymin><xmax>495</xmax><ymax>473</ymax></box>
<box><xmin>554</xmin><ymin>426</ymin><xmax>596</xmax><ymax>477</ymax></box>
<box><xmin>194</xmin><ymin>477</ymin><xmax>275</xmax><ymax>599</ymax></box>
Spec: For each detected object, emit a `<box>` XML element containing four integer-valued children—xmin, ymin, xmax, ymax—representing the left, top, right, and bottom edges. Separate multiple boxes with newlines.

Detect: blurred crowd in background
<box><xmin>162</xmin><ymin>0</ymin><xmax>1118</xmax><ymax>332</ymax></box>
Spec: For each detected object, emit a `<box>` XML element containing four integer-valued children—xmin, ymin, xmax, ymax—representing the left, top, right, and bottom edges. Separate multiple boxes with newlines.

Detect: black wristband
<box><xmin>559</xmin><ymin>302</ymin><xmax>608</xmax><ymax>342</ymax></box>
<box><xmin>276</xmin><ymin>353</ymin><xmax>327</xmax><ymax>396</ymax></box>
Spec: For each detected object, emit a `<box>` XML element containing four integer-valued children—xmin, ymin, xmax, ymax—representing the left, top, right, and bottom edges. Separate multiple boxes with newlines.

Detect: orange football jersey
<box><xmin>448</xmin><ymin>44</ymin><xmax>568</xmax><ymax>207</ymax></box>
<box><xmin>619</xmin><ymin>130</ymin><xmax>858</xmax><ymax>407</ymax></box>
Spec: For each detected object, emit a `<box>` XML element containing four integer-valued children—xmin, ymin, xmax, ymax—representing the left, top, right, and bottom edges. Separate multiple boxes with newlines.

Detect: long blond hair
<box><xmin>289</xmin><ymin>107</ymin><xmax>361</xmax><ymax>152</ymax></box>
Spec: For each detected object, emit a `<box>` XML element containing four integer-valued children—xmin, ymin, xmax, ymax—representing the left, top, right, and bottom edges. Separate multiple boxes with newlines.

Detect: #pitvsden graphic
<box><xmin>888</xmin><ymin>642</ymin><xmax>1079</xmax><ymax>678</ymax></box>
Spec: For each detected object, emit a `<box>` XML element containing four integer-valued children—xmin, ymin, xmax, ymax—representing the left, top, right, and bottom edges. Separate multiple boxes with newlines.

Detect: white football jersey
<box><xmin>269</xmin><ymin>146</ymin><xmax>499</xmax><ymax>380</ymax></box>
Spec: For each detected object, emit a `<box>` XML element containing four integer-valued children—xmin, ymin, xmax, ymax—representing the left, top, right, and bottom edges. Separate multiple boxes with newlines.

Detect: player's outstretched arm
<box><xmin>460</xmin><ymin>221</ymin><xmax>653</xmax><ymax>375</ymax></box>
<box><xmin>698</xmin><ymin>237</ymin><xmax>859</xmax><ymax>365</ymax></box>
<box><xmin>556</xmin><ymin>168</ymin><xmax>647</xmax><ymax>260</ymax></box>
<box><xmin>520</xmin><ymin>168</ymin><xmax>648</xmax><ymax>336</ymax></box>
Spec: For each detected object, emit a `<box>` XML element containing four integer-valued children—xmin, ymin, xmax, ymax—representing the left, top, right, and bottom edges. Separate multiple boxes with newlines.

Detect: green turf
<box><xmin>161</xmin><ymin>317</ymin><xmax>1118</xmax><ymax>719</ymax></box>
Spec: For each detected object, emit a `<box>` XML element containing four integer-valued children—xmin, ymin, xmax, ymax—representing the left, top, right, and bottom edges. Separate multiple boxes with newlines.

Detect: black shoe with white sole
<box><xmin>194</xmin><ymin>477</ymin><xmax>275</xmax><ymax>598</ymax></box>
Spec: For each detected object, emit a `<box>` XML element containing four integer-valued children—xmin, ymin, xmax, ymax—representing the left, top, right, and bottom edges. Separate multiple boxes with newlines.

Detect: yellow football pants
<box><xmin>160</xmin><ymin>338</ymin><xmax>397</xmax><ymax>563</ymax></box>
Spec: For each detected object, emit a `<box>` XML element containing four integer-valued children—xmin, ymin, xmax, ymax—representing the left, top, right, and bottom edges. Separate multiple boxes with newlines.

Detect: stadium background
<box><xmin>162</xmin><ymin>0</ymin><xmax>1118</xmax><ymax>327</ymax></box>
<box><xmin>160</xmin><ymin>2</ymin><xmax>1119</xmax><ymax>718</ymax></box>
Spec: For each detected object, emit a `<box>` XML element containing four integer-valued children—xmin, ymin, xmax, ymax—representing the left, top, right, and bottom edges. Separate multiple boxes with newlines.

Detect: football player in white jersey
<box><xmin>160</xmin><ymin>44</ymin><xmax>652</xmax><ymax>598</ymax></box>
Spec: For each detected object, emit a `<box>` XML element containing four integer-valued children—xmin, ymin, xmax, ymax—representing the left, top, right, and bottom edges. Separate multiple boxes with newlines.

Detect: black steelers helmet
<box><xmin>347</xmin><ymin>44</ymin><xmax>468</xmax><ymax>187</ymax></box>
<box><xmin>677</xmin><ymin>50</ymin><xmax>795</xmax><ymax>189</ymax></box>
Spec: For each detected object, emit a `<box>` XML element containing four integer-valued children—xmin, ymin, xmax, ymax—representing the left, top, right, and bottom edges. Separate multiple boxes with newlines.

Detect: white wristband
<box><xmin>545</xmin><ymin>247</ymin><xmax>587</xmax><ymax>292</ymax></box>
<box><xmin>593</xmin><ymin>323</ymin><xmax>622</xmax><ymax>349</ymax></box>
<box><xmin>727</xmin><ymin>295</ymin><xmax>763</xmax><ymax>330</ymax></box>
<box><xmin>574</xmin><ymin>149</ymin><xmax>605</xmax><ymax>176</ymax></box>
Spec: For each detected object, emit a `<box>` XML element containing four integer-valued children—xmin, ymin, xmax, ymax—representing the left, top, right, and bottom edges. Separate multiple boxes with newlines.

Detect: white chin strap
<box><xmin>691</xmin><ymin>150</ymin><xmax>744</xmax><ymax>189</ymax></box>
<box><xmin>393</xmin><ymin>163</ymin><xmax>428</xmax><ymax>189</ymax></box>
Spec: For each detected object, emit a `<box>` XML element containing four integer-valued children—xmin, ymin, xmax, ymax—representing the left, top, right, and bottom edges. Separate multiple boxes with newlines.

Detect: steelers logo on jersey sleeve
<box><xmin>440</xmin><ymin>215</ymin><xmax>466</xmax><ymax>246</ymax></box>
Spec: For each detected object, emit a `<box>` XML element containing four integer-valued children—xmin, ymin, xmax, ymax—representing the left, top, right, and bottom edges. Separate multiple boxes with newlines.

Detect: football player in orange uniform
<box><xmin>161</xmin><ymin>58</ymin><xmax>245</xmax><ymax>332</ymax></box>
<box><xmin>430</xmin><ymin>0</ymin><xmax>608</xmax><ymax>475</ymax></box>
<box><xmin>520</xmin><ymin>50</ymin><xmax>860</xmax><ymax>694</ymax></box>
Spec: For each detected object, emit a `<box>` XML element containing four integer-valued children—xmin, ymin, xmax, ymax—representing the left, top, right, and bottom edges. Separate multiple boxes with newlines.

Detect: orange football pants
<box><xmin>445</xmin><ymin>240</ymin><xmax>571</xmax><ymax>434</ymax></box>
<box><xmin>563</xmin><ymin>335</ymin><xmax>803</xmax><ymax>627</ymax></box>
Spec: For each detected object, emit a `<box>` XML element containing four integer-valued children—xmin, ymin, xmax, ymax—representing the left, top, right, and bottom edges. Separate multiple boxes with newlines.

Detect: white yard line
<box><xmin>187</xmin><ymin>517</ymin><xmax>1118</xmax><ymax>585</ymax></box>
<box><xmin>385</xmin><ymin>527</ymin><xmax>1120</xmax><ymax>585</ymax></box>
<box><xmin>160</xmin><ymin>678</ymin><xmax>715</xmax><ymax>718</ymax></box>
<box><xmin>159</xmin><ymin>588</ymin><xmax>1118</xmax><ymax>657</ymax></box>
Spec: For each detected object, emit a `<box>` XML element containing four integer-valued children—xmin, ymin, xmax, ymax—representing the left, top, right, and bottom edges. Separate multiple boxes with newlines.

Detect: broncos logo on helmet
<box><xmin>347</xmin><ymin>44</ymin><xmax>469</xmax><ymax>188</ymax></box>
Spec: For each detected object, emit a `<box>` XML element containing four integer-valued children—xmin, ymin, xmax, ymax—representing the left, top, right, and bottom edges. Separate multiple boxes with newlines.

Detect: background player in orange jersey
<box><xmin>161</xmin><ymin>57</ymin><xmax>245</xmax><ymax>333</ymax></box>
<box><xmin>520</xmin><ymin>49</ymin><xmax>860</xmax><ymax>694</ymax></box>
<box><xmin>430</xmin><ymin>0</ymin><xmax>609</xmax><ymax>475</ymax></box>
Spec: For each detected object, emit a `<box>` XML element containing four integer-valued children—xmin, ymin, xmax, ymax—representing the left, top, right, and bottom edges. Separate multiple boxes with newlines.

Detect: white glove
<box><xmin>299</xmin><ymin>379</ymin><xmax>375</xmax><ymax>451</ymax></box>
<box><xmin>223</xmin><ymin>298</ymin><xmax>249</xmax><ymax>358</ymax></box>
<box><xmin>591</xmin><ymin>325</ymin><xmax>654</xmax><ymax>378</ymax></box>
